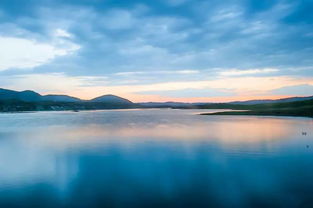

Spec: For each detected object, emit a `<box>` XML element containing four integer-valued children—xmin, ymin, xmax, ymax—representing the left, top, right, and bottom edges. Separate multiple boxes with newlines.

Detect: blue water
<box><xmin>0</xmin><ymin>109</ymin><xmax>312</xmax><ymax>208</ymax></box>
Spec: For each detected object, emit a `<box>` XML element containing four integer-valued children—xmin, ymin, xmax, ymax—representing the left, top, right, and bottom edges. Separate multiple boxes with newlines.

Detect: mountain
<box><xmin>0</xmin><ymin>88</ymin><xmax>135</xmax><ymax>111</ymax></box>
<box><xmin>0</xmin><ymin>88</ymin><xmax>42</xmax><ymax>102</ymax></box>
<box><xmin>90</xmin><ymin>94</ymin><xmax>133</xmax><ymax>104</ymax></box>
<box><xmin>42</xmin><ymin>95</ymin><xmax>81</xmax><ymax>102</ymax></box>
<box><xmin>229</xmin><ymin>96</ymin><xmax>313</xmax><ymax>105</ymax></box>
<box><xmin>0</xmin><ymin>88</ymin><xmax>81</xmax><ymax>102</ymax></box>
<box><xmin>0</xmin><ymin>88</ymin><xmax>133</xmax><ymax>105</ymax></box>
<box><xmin>1</xmin><ymin>87</ymin><xmax>312</xmax><ymax>113</ymax></box>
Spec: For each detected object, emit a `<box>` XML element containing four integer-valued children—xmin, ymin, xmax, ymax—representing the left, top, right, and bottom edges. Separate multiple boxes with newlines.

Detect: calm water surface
<box><xmin>0</xmin><ymin>109</ymin><xmax>312</xmax><ymax>208</ymax></box>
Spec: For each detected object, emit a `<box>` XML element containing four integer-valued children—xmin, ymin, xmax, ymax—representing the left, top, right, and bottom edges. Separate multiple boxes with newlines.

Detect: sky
<box><xmin>0</xmin><ymin>0</ymin><xmax>313</xmax><ymax>102</ymax></box>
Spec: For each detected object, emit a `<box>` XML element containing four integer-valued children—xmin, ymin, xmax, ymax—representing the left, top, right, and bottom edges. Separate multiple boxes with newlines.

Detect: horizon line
<box><xmin>1</xmin><ymin>87</ymin><xmax>312</xmax><ymax>104</ymax></box>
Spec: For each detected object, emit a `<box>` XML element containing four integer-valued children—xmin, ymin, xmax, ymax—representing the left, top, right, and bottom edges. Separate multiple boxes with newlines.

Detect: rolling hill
<box><xmin>90</xmin><ymin>94</ymin><xmax>133</xmax><ymax>105</ymax></box>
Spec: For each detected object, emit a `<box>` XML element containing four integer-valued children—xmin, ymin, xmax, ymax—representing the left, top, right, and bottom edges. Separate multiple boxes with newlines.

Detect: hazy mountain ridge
<box><xmin>0</xmin><ymin>89</ymin><xmax>42</xmax><ymax>102</ymax></box>
<box><xmin>0</xmin><ymin>88</ymin><xmax>132</xmax><ymax>104</ymax></box>
<box><xmin>2</xmin><ymin>88</ymin><xmax>312</xmax><ymax>106</ymax></box>
<box><xmin>0</xmin><ymin>88</ymin><xmax>312</xmax><ymax>116</ymax></box>
<box><xmin>42</xmin><ymin>95</ymin><xmax>82</xmax><ymax>102</ymax></box>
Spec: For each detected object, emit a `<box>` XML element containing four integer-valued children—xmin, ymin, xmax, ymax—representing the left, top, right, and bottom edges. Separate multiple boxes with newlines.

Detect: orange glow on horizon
<box><xmin>120</xmin><ymin>94</ymin><xmax>294</xmax><ymax>103</ymax></box>
<box><xmin>29</xmin><ymin>74</ymin><xmax>312</xmax><ymax>103</ymax></box>
<box><xmin>54</xmin><ymin>91</ymin><xmax>298</xmax><ymax>103</ymax></box>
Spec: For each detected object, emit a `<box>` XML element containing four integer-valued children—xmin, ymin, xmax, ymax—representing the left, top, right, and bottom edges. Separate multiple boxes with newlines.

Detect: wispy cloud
<box><xmin>219</xmin><ymin>68</ymin><xmax>279</xmax><ymax>76</ymax></box>
<box><xmin>114</xmin><ymin>70</ymin><xmax>199</xmax><ymax>76</ymax></box>
<box><xmin>54</xmin><ymin>29</ymin><xmax>72</xmax><ymax>38</ymax></box>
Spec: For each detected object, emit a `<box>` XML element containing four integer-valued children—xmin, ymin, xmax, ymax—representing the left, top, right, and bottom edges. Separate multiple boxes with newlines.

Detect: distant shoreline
<box><xmin>200</xmin><ymin>108</ymin><xmax>313</xmax><ymax>118</ymax></box>
<box><xmin>1</xmin><ymin>89</ymin><xmax>313</xmax><ymax>117</ymax></box>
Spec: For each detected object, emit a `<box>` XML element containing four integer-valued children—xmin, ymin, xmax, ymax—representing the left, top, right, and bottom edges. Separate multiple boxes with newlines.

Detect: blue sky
<box><xmin>0</xmin><ymin>0</ymin><xmax>312</xmax><ymax>102</ymax></box>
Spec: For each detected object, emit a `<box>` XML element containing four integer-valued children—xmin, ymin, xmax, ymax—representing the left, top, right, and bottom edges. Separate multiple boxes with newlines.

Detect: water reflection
<box><xmin>0</xmin><ymin>109</ymin><xmax>312</xmax><ymax>208</ymax></box>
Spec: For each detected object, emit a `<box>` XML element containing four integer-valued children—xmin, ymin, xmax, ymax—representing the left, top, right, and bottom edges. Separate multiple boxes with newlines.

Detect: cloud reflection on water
<box><xmin>0</xmin><ymin>109</ymin><xmax>312</xmax><ymax>207</ymax></box>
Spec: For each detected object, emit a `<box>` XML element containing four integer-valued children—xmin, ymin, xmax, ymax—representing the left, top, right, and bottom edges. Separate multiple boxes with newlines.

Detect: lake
<box><xmin>0</xmin><ymin>109</ymin><xmax>312</xmax><ymax>208</ymax></box>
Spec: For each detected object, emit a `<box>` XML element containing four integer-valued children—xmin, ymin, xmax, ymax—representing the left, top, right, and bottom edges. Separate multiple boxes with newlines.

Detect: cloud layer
<box><xmin>0</xmin><ymin>0</ymin><xmax>312</xmax><ymax>101</ymax></box>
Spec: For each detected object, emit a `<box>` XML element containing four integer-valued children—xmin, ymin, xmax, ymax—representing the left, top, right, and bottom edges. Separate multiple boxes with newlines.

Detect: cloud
<box><xmin>101</xmin><ymin>9</ymin><xmax>136</xmax><ymax>30</ymax></box>
<box><xmin>2</xmin><ymin>73</ymin><xmax>108</xmax><ymax>94</ymax></box>
<box><xmin>114</xmin><ymin>70</ymin><xmax>199</xmax><ymax>76</ymax></box>
<box><xmin>219</xmin><ymin>68</ymin><xmax>279</xmax><ymax>76</ymax></box>
<box><xmin>138</xmin><ymin>88</ymin><xmax>235</xmax><ymax>98</ymax></box>
<box><xmin>1</xmin><ymin>0</ymin><xmax>311</xmax><ymax>75</ymax></box>
<box><xmin>0</xmin><ymin>36</ymin><xmax>79</xmax><ymax>71</ymax></box>
<box><xmin>164</xmin><ymin>0</ymin><xmax>190</xmax><ymax>7</ymax></box>
<box><xmin>54</xmin><ymin>29</ymin><xmax>72</xmax><ymax>38</ymax></box>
